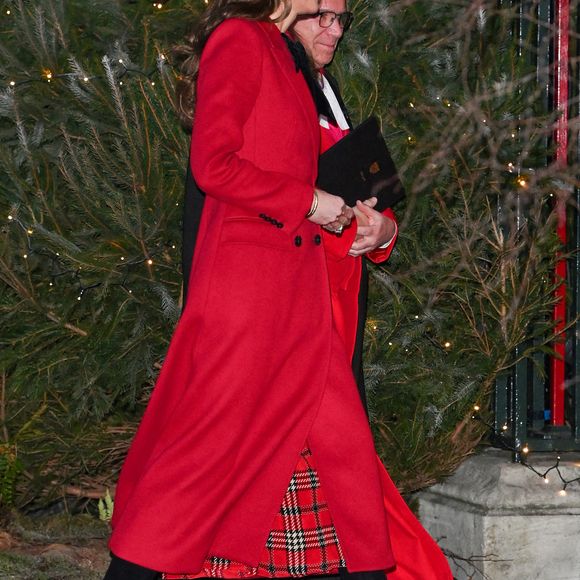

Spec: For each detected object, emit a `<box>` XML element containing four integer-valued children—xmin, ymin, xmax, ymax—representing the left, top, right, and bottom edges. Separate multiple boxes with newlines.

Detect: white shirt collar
<box><xmin>319</xmin><ymin>74</ymin><xmax>350</xmax><ymax>131</ymax></box>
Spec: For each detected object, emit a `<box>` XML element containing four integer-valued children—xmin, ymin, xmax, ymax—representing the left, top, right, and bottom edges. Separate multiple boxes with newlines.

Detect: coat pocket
<box><xmin>220</xmin><ymin>216</ymin><xmax>294</xmax><ymax>252</ymax></box>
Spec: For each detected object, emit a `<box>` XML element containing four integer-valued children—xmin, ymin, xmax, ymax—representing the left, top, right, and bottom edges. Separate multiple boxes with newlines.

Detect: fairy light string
<box><xmin>471</xmin><ymin>405</ymin><xmax>580</xmax><ymax>495</ymax></box>
<box><xmin>5</xmin><ymin>211</ymin><xmax>177</xmax><ymax>301</ymax></box>
<box><xmin>1</xmin><ymin>1</ymin><xmax>183</xmax><ymax>299</ymax></box>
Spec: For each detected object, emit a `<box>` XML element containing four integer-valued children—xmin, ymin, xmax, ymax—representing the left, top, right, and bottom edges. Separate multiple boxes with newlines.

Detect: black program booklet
<box><xmin>317</xmin><ymin>116</ymin><xmax>405</xmax><ymax>212</ymax></box>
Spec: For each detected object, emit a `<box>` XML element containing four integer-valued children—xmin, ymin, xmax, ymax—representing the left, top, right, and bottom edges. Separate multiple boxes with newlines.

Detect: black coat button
<box><xmin>276</xmin><ymin>222</ymin><xmax>284</xmax><ymax>229</ymax></box>
<box><xmin>314</xmin><ymin>234</ymin><xmax>321</xmax><ymax>245</ymax></box>
<box><xmin>294</xmin><ymin>235</ymin><xmax>302</xmax><ymax>247</ymax></box>
<box><xmin>259</xmin><ymin>213</ymin><xmax>266</xmax><ymax>219</ymax></box>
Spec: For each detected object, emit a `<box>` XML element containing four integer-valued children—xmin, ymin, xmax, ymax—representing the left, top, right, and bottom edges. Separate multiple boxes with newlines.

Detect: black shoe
<box><xmin>103</xmin><ymin>554</ymin><xmax>161</xmax><ymax>580</ymax></box>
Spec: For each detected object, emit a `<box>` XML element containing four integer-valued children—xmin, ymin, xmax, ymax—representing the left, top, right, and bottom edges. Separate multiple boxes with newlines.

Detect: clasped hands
<box><xmin>307</xmin><ymin>189</ymin><xmax>396</xmax><ymax>256</ymax></box>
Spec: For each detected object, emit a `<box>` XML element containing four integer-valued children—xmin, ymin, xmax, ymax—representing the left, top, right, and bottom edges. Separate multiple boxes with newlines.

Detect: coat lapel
<box><xmin>257</xmin><ymin>21</ymin><xmax>319</xmax><ymax>155</ymax></box>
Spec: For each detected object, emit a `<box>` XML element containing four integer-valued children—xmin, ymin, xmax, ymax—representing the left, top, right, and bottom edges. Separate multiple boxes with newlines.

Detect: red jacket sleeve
<box><xmin>190</xmin><ymin>19</ymin><xmax>314</xmax><ymax>233</ymax></box>
<box><xmin>321</xmin><ymin>219</ymin><xmax>358</xmax><ymax>261</ymax></box>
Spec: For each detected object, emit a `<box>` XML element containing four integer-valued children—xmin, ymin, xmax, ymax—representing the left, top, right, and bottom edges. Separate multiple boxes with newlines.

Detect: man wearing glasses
<box><xmin>290</xmin><ymin>4</ymin><xmax>454</xmax><ymax>580</ymax></box>
<box><xmin>291</xmin><ymin>1</ymin><xmax>398</xmax><ymax>410</ymax></box>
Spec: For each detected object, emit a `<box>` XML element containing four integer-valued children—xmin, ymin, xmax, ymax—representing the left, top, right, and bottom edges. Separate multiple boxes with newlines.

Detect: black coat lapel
<box><xmin>283</xmin><ymin>36</ymin><xmax>336</xmax><ymax>124</ymax></box>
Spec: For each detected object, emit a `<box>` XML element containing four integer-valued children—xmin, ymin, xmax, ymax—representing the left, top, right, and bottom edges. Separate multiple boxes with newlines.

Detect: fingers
<box><xmin>355</xmin><ymin>199</ymin><xmax>378</xmax><ymax>221</ymax></box>
<box><xmin>351</xmin><ymin>221</ymin><xmax>382</xmax><ymax>253</ymax></box>
<box><xmin>333</xmin><ymin>204</ymin><xmax>354</xmax><ymax>228</ymax></box>
<box><xmin>350</xmin><ymin>237</ymin><xmax>376</xmax><ymax>253</ymax></box>
<box><xmin>362</xmin><ymin>196</ymin><xmax>378</xmax><ymax>208</ymax></box>
<box><xmin>323</xmin><ymin>220</ymin><xmax>345</xmax><ymax>234</ymax></box>
<box><xmin>349</xmin><ymin>238</ymin><xmax>375</xmax><ymax>255</ymax></box>
<box><xmin>340</xmin><ymin>205</ymin><xmax>354</xmax><ymax>221</ymax></box>
<box><xmin>353</xmin><ymin>207</ymin><xmax>369</xmax><ymax>227</ymax></box>
<box><xmin>348</xmin><ymin>245</ymin><xmax>369</xmax><ymax>256</ymax></box>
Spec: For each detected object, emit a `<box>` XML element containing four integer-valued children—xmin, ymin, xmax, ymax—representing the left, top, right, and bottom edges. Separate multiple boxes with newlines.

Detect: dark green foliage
<box><xmin>0</xmin><ymin>0</ymin><xmax>207</xmax><ymax>506</ymax></box>
<box><xmin>0</xmin><ymin>443</ymin><xmax>22</xmax><ymax>505</ymax></box>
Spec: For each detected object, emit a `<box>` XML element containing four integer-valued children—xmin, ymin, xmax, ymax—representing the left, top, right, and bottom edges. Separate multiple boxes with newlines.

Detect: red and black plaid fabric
<box><xmin>163</xmin><ymin>447</ymin><xmax>345</xmax><ymax>579</ymax></box>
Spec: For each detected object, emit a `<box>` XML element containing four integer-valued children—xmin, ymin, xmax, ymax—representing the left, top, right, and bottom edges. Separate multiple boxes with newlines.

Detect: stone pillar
<box><xmin>417</xmin><ymin>448</ymin><xmax>580</xmax><ymax>579</ymax></box>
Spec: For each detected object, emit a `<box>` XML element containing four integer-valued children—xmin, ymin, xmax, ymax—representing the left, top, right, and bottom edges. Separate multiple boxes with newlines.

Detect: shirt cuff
<box><xmin>378</xmin><ymin>221</ymin><xmax>398</xmax><ymax>249</ymax></box>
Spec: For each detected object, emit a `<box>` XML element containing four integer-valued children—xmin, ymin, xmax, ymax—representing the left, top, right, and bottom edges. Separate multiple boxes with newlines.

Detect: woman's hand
<box><xmin>307</xmin><ymin>188</ymin><xmax>354</xmax><ymax>231</ymax></box>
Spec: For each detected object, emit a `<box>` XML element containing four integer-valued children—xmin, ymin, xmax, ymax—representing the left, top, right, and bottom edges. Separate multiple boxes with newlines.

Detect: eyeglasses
<box><xmin>317</xmin><ymin>10</ymin><xmax>354</xmax><ymax>30</ymax></box>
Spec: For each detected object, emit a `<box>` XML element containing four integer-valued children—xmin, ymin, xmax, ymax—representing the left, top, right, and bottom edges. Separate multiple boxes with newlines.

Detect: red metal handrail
<box><xmin>550</xmin><ymin>0</ymin><xmax>569</xmax><ymax>426</ymax></box>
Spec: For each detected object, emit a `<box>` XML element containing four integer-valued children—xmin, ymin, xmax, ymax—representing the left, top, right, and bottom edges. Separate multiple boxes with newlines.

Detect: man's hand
<box><xmin>349</xmin><ymin>198</ymin><xmax>396</xmax><ymax>257</ymax></box>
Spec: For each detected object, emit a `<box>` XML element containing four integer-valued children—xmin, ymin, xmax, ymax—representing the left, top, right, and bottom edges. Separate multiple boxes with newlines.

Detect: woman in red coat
<box><xmin>105</xmin><ymin>0</ymin><xmax>397</xmax><ymax>578</ymax></box>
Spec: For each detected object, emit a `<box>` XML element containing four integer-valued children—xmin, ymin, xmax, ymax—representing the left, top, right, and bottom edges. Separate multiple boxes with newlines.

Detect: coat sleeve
<box><xmin>321</xmin><ymin>219</ymin><xmax>358</xmax><ymax>261</ymax></box>
<box><xmin>190</xmin><ymin>19</ymin><xmax>314</xmax><ymax>233</ymax></box>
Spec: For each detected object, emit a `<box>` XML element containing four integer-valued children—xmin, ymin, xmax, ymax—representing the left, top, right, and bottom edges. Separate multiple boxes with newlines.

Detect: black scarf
<box><xmin>281</xmin><ymin>34</ymin><xmax>337</xmax><ymax>125</ymax></box>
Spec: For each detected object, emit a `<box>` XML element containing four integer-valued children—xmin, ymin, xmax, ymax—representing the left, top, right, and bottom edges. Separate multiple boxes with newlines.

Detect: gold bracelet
<box><xmin>306</xmin><ymin>190</ymin><xmax>319</xmax><ymax>218</ymax></box>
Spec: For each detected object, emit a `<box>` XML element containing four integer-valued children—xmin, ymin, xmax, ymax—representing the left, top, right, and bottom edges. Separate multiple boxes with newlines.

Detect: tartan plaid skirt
<box><xmin>163</xmin><ymin>447</ymin><xmax>345</xmax><ymax>579</ymax></box>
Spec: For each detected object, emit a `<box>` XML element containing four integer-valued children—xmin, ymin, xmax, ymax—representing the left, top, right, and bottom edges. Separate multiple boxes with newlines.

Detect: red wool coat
<box><xmin>109</xmin><ymin>19</ymin><xmax>394</xmax><ymax>575</ymax></box>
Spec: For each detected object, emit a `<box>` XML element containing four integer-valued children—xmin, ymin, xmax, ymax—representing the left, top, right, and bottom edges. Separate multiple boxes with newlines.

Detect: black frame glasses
<box><xmin>317</xmin><ymin>10</ymin><xmax>354</xmax><ymax>30</ymax></box>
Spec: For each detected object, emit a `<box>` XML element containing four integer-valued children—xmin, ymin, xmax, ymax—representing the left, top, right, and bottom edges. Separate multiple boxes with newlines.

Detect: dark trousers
<box><xmin>103</xmin><ymin>555</ymin><xmax>387</xmax><ymax>580</ymax></box>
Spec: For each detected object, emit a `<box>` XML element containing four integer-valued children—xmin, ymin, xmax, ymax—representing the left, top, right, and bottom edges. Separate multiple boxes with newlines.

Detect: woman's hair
<box><xmin>174</xmin><ymin>0</ymin><xmax>289</xmax><ymax>130</ymax></box>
